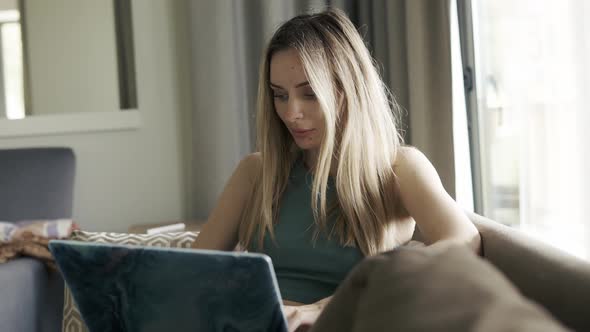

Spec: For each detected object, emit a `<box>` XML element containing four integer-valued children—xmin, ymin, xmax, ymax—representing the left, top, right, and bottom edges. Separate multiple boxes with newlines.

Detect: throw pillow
<box><xmin>61</xmin><ymin>230</ymin><xmax>199</xmax><ymax>332</ymax></box>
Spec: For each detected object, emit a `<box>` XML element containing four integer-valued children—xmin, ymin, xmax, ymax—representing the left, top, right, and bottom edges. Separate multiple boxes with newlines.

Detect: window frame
<box><xmin>456</xmin><ymin>0</ymin><xmax>485</xmax><ymax>215</ymax></box>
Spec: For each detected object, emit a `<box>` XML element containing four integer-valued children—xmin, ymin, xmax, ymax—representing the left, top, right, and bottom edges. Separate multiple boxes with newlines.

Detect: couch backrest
<box><xmin>0</xmin><ymin>147</ymin><xmax>76</xmax><ymax>221</ymax></box>
<box><xmin>468</xmin><ymin>212</ymin><xmax>590</xmax><ymax>331</ymax></box>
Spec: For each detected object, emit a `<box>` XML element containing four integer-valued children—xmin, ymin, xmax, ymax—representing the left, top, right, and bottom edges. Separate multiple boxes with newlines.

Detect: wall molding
<box><xmin>0</xmin><ymin>110</ymin><xmax>141</xmax><ymax>137</ymax></box>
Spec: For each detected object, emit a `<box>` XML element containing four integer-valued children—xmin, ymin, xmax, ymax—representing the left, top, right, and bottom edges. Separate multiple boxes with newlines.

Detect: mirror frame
<box><xmin>0</xmin><ymin>0</ymin><xmax>140</xmax><ymax>137</ymax></box>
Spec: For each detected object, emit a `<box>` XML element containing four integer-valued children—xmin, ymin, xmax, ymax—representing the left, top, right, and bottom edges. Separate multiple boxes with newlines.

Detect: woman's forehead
<box><xmin>269</xmin><ymin>49</ymin><xmax>308</xmax><ymax>88</ymax></box>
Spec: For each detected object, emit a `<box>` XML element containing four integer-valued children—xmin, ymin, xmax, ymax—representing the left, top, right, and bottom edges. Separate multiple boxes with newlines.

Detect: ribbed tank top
<box><xmin>252</xmin><ymin>157</ymin><xmax>364</xmax><ymax>304</ymax></box>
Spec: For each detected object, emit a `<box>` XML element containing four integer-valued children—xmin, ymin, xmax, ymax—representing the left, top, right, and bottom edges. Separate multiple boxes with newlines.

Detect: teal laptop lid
<box><xmin>49</xmin><ymin>240</ymin><xmax>288</xmax><ymax>332</ymax></box>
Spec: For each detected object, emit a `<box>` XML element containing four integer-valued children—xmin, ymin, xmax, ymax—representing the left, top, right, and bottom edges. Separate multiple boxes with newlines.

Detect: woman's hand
<box><xmin>282</xmin><ymin>304</ymin><xmax>320</xmax><ymax>332</ymax></box>
<box><xmin>282</xmin><ymin>297</ymin><xmax>331</xmax><ymax>332</ymax></box>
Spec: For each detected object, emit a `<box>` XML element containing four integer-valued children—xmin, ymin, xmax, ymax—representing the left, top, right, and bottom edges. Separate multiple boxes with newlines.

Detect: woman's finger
<box><xmin>286</xmin><ymin>308</ymin><xmax>302</xmax><ymax>332</ymax></box>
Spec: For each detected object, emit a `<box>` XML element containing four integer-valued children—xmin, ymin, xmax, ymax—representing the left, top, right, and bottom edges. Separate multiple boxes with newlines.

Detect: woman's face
<box><xmin>270</xmin><ymin>48</ymin><xmax>324</xmax><ymax>151</ymax></box>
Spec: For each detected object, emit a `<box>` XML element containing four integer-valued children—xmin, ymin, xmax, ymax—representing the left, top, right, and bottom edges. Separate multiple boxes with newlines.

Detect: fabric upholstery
<box><xmin>410</xmin><ymin>212</ymin><xmax>590</xmax><ymax>331</ymax></box>
<box><xmin>0</xmin><ymin>258</ymin><xmax>63</xmax><ymax>332</ymax></box>
<box><xmin>0</xmin><ymin>147</ymin><xmax>75</xmax><ymax>332</ymax></box>
<box><xmin>0</xmin><ymin>148</ymin><xmax>75</xmax><ymax>221</ymax></box>
<box><xmin>469</xmin><ymin>212</ymin><xmax>590</xmax><ymax>331</ymax></box>
<box><xmin>0</xmin><ymin>259</ymin><xmax>44</xmax><ymax>332</ymax></box>
<box><xmin>0</xmin><ymin>219</ymin><xmax>76</xmax><ymax>269</ymax></box>
<box><xmin>311</xmin><ymin>245</ymin><xmax>569</xmax><ymax>332</ymax></box>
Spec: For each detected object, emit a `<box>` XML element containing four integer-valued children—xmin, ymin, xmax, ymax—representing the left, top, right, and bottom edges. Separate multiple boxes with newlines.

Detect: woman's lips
<box><xmin>291</xmin><ymin>128</ymin><xmax>315</xmax><ymax>137</ymax></box>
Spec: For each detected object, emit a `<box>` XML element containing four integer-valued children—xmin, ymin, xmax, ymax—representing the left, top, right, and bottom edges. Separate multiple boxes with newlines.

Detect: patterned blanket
<box><xmin>0</xmin><ymin>219</ymin><xmax>78</xmax><ymax>270</ymax></box>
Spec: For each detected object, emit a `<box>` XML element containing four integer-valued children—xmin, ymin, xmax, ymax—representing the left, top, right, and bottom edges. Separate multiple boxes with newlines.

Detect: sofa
<box><xmin>467</xmin><ymin>212</ymin><xmax>590</xmax><ymax>331</ymax></box>
<box><xmin>315</xmin><ymin>213</ymin><xmax>590</xmax><ymax>331</ymax></box>
<box><xmin>1</xmin><ymin>147</ymin><xmax>589</xmax><ymax>331</ymax></box>
<box><xmin>62</xmin><ymin>213</ymin><xmax>590</xmax><ymax>332</ymax></box>
<box><xmin>0</xmin><ymin>147</ymin><xmax>75</xmax><ymax>332</ymax></box>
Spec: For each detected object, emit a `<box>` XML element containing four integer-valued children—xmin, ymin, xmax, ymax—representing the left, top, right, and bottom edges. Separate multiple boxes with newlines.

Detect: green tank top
<box><xmin>252</xmin><ymin>157</ymin><xmax>364</xmax><ymax>304</ymax></box>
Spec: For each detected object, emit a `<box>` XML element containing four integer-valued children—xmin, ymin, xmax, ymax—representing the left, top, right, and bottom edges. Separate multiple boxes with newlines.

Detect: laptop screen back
<box><xmin>49</xmin><ymin>240</ymin><xmax>287</xmax><ymax>332</ymax></box>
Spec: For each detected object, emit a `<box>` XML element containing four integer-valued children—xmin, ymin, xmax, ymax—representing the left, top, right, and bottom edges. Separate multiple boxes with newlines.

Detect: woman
<box><xmin>192</xmin><ymin>9</ymin><xmax>481</xmax><ymax>332</ymax></box>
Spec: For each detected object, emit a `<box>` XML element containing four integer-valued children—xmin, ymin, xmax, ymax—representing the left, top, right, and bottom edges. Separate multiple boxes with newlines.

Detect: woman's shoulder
<box><xmin>238</xmin><ymin>152</ymin><xmax>262</xmax><ymax>179</ymax></box>
<box><xmin>392</xmin><ymin>145</ymin><xmax>444</xmax><ymax>198</ymax></box>
<box><xmin>392</xmin><ymin>145</ymin><xmax>437</xmax><ymax>196</ymax></box>
<box><xmin>241</xmin><ymin>152</ymin><xmax>262</xmax><ymax>164</ymax></box>
<box><xmin>394</xmin><ymin>145</ymin><xmax>429</xmax><ymax>171</ymax></box>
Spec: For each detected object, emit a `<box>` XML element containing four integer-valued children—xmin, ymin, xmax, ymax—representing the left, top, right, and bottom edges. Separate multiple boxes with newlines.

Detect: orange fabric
<box><xmin>0</xmin><ymin>220</ymin><xmax>78</xmax><ymax>269</ymax></box>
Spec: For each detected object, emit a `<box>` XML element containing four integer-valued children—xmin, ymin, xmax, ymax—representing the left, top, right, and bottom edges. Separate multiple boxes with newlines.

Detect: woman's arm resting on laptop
<box><xmin>191</xmin><ymin>153</ymin><xmax>261</xmax><ymax>251</ymax></box>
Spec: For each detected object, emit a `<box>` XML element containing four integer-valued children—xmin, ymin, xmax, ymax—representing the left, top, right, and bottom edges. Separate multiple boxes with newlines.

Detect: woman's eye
<box><xmin>273</xmin><ymin>94</ymin><xmax>288</xmax><ymax>101</ymax></box>
<box><xmin>302</xmin><ymin>89</ymin><xmax>316</xmax><ymax>99</ymax></box>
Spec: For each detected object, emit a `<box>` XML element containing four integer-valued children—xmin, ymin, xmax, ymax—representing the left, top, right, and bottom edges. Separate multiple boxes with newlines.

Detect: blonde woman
<box><xmin>193</xmin><ymin>9</ymin><xmax>481</xmax><ymax>332</ymax></box>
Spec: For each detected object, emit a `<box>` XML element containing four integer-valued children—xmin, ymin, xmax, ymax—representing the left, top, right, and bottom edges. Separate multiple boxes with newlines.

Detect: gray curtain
<box><xmin>358</xmin><ymin>0</ymin><xmax>457</xmax><ymax>197</ymax></box>
<box><xmin>187</xmin><ymin>0</ymin><xmax>457</xmax><ymax>219</ymax></box>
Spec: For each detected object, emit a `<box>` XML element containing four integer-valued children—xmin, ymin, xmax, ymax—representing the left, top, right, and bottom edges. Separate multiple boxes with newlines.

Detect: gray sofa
<box><xmin>0</xmin><ymin>147</ymin><xmax>75</xmax><ymax>332</ymax></box>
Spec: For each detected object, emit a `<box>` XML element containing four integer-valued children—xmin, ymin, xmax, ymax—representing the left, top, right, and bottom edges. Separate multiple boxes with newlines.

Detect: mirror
<box><xmin>0</xmin><ymin>0</ymin><xmax>136</xmax><ymax>120</ymax></box>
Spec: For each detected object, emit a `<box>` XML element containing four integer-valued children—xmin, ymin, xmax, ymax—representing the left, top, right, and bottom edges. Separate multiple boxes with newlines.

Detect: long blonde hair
<box><xmin>238</xmin><ymin>9</ymin><xmax>413</xmax><ymax>256</ymax></box>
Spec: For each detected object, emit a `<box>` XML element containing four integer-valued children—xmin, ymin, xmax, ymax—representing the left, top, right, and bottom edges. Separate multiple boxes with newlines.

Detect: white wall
<box><xmin>24</xmin><ymin>0</ymin><xmax>119</xmax><ymax>115</ymax></box>
<box><xmin>0</xmin><ymin>1</ymin><xmax>191</xmax><ymax>232</ymax></box>
<box><xmin>0</xmin><ymin>0</ymin><xmax>17</xmax><ymax>11</ymax></box>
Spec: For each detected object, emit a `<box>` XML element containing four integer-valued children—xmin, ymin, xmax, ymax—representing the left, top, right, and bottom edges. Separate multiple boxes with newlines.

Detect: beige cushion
<box><xmin>61</xmin><ymin>230</ymin><xmax>199</xmax><ymax>332</ymax></box>
<box><xmin>310</xmin><ymin>245</ymin><xmax>570</xmax><ymax>332</ymax></box>
<box><xmin>469</xmin><ymin>212</ymin><xmax>590</xmax><ymax>331</ymax></box>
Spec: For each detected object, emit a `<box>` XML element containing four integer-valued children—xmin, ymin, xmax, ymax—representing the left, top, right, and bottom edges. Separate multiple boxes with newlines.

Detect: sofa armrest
<box><xmin>468</xmin><ymin>212</ymin><xmax>590</xmax><ymax>331</ymax></box>
<box><xmin>0</xmin><ymin>258</ymin><xmax>64</xmax><ymax>332</ymax></box>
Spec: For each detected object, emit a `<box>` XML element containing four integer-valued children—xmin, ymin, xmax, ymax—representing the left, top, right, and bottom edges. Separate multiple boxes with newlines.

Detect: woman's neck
<box><xmin>302</xmin><ymin>150</ymin><xmax>337</xmax><ymax>176</ymax></box>
<box><xmin>302</xmin><ymin>150</ymin><xmax>318</xmax><ymax>170</ymax></box>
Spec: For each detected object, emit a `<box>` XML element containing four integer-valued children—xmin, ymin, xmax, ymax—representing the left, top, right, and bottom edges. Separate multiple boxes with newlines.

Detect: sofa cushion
<box><xmin>0</xmin><ymin>148</ymin><xmax>75</xmax><ymax>221</ymax></box>
<box><xmin>61</xmin><ymin>230</ymin><xmax>199</xmax><ymax>332</ymax></box>
<box><xmin>310</xmin><ymin>244</ymin><xmax>570</xmax><ymax>332</ymax></box>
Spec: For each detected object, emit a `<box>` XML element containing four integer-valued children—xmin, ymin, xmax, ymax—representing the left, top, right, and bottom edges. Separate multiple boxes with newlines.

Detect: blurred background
<box><xmin>0</xmin><ymin>0</ymin><xmax>588</xmax><ymax>260</ymax></box>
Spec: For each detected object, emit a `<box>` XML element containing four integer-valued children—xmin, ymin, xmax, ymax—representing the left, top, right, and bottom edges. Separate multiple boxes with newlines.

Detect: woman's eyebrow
<box><xmin>270</xmin><ymin>81</ymin><xmax>310</xmax><ymax>89</ymax></box>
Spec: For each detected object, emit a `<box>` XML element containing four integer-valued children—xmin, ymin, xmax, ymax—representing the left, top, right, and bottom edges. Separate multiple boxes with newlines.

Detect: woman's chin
<box><xmin>294</xmin><ymin>142</ymin><xmax>319</xmax><ymax>150</ymax></box>
<box><xmin>292</xmin><ymin>135</ymin><xmax>318</xmax><ymax>149</ymax></box>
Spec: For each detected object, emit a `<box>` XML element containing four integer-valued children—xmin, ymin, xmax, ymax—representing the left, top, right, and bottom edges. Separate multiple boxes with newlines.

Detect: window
<box><xmin>461</xmin><ymin>0</ymin><xmax>590</xmax><ymax>260</ymax></box>
<box><xmin>0</xmin><ymin>7</ymin><xmax>25</xmax><ymax>119</ymax></box>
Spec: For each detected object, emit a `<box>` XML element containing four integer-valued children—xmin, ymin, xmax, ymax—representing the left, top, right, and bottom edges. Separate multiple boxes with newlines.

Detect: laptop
<box><xmin>48</xmin><ymin>240</ymin><xmax>288</xmax><ymax>332</ymax></box>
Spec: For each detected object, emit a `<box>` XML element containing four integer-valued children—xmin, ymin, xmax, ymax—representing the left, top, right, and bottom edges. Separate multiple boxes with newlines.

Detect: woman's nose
<box><xmin>285</xmin><ymin>99</ymin><xmax>303</xmax><ymax>123</ymax></box>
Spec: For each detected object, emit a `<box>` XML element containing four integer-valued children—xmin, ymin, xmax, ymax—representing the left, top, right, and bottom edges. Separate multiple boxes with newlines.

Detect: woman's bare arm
<box><xmin>191</xmin><ymin>153</ymin><xmax>261</xmax><ymax>251</ymax></box>
<box><xmin>395</xmin><ymin>147</ymin><xmax>482</xmax><ymax>254</ymax></box>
